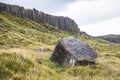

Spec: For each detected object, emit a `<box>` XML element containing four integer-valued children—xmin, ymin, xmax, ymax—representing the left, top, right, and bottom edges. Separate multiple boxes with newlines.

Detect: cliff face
<box><xmin>0</xmin><ymin>2</ymin><xmax>80</xmax><ymax>32</ymax></box>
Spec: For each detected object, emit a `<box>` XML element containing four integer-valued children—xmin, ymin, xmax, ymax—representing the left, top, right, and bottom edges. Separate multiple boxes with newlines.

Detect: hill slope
<box><xmin>0</xmin><ymin>11</ymin><xmax>71</xmax><ymax>49</ymax></box>
<box><xmin>0</xmin><ymin>12</ymin><xmax>120</xmax><ymax>80</ymax></box>
<box><xmin>98</xmin><ymin>34</ymin><xmax>120</xmax><ymax>43</ymax></box>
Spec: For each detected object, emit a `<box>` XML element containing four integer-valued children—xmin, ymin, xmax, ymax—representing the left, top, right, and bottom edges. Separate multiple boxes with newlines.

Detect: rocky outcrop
<box><xmin>98</xmin><ymin>34</ymin><xmax>120</xmax><ymax>43</ymax></box>
<box><xmin>80</xmin><ymin>31</ymin><xmax>93</xmax><ymax>38</ymax></box>
<box><xmin>51</xmin><ymin>37</ymin><xmax>97</xmax><ymax>66</ymax></box>
<box><xmin>0</xmin><ymin>2</ymin><xmax>79</xmax><ymax>32</ymax></box>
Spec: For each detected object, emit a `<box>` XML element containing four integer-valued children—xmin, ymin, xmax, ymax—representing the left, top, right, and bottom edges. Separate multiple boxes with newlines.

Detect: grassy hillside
<box><xmin>0</xmin><ymin>12</ymin><xmax>120</xmax><ymax>80</ymax></box>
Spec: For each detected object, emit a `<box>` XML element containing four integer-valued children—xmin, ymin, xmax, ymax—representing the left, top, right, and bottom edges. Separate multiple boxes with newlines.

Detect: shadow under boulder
<box><xmin>51</xmin><ymin>37</ymin><xmax>97</xmax><ymax>66</ymax></box>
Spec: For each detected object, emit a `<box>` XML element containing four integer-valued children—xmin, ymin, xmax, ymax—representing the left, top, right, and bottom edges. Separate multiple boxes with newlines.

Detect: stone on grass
<box><xmin>51</xmin><ymin>37</ymin><xmax>97</xmax><ymax>66</ymax></box>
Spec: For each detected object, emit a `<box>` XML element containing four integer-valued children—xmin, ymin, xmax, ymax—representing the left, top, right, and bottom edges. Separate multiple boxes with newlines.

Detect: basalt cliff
<box><xmin>0</xmin><ymin>2</ymin><xmax>80</xmax><ymax>33</ymax></box>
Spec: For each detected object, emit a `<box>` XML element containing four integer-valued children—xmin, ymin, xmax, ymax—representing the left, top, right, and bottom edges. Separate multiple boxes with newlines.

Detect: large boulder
<box><xmin>51</xmin><ymin>37</ymin><xmax>97</xmax><ymax>66</ymax></box>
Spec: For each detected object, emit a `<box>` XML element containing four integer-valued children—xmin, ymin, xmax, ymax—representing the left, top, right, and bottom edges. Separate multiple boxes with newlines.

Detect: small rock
<box><xmin>36</xmin><ymin>59</ymin><xmax>42</xmax><ymax>64</ymax></box>
<box><xmin>34</xmin><ymin>47</ymin><xmax>45</xmax><ymax>52</ymax></box>
<box><xmin>22</xmin><ymin>29</ymin><xmax>30</xmax><ymax>33</ymax></box>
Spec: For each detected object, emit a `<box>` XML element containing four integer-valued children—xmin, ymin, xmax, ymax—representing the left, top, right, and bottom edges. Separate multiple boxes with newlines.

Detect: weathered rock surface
<box><xmin>98</xmin><ymin>34</ymin><xmax>120</xmax><ymax>43</ymax></box>
<box><xmin>80</xmin><ymin>31</ymin><xmax>93</xmax><ymax>38</ymax></box>
<box><xmin>0</xmin><ymin>2</ymin><xmax>80</xmax><ymax>33</ymax></box>
<box><xmin>51</xmin><ymin>37</ymin><xmax>97</xmax><ymax>66</ymax></box>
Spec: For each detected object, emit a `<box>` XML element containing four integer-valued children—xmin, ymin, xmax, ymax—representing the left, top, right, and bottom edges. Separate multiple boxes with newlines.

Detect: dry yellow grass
<box><xmin>0</xmin><ymin>48</ymin><xmax>120</xmax><ymax>80</ymax></box>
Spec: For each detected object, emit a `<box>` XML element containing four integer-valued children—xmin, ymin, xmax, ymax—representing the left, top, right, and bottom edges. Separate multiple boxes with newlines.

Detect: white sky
<box><xmin>0</xmin><ymin>0</ymin><xmax>120</xmax><ymax>36</ymax></box>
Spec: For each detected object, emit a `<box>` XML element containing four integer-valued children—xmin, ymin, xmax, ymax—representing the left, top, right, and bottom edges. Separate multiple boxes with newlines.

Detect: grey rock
<box><xmin>0</xmin><ymin>23</ymin><xmax>4</xmax><ymax>27</ymax></box>
<box><xmin>34</xmin><ymin>47</ymin><xmax>45</xmax><ymax>52</ymax></box>
<box><xmin>0</xmin><ymin>2</ymin><xmax>80</xmax><ymax>33</ymax></box>
<box><xmin>4</xmin><ymin>43</ymin><xmax>10</xmax><ymax>47</ymax></box>
<box><xmin>51</xmin><ymin>37</ymin><xmax>97</xmax><ymax>66</ymax></box>
<box><xmin>98</xmin><ymin>34</ymin><xmax>120</xmax><ymax>43</ymax></box>
<box><xmin>80</xmin><ymin>31</ymin><xmax>93</xmax><ymax>38</ymax></box>
<box><xmin>22</xmin><ymin>29</ymin><xmax>31</xmax><ymax>33</ymax></box>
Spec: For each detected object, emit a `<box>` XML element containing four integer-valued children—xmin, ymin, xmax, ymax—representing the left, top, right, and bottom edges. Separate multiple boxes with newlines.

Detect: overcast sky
<box><xmin>1</xmin><ymin>0</ymin><xmax>120</xmax><ymax>36</ymax></box>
